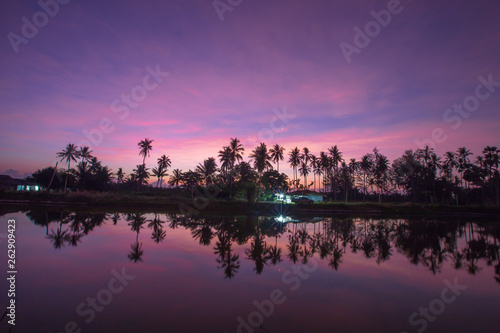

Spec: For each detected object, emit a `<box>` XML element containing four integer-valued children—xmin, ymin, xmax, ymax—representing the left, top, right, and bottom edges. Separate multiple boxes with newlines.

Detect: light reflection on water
<box><xmin>1</xmin><ymin>210</ymin><xmax>499</xmax><ymax>333</ymax></box>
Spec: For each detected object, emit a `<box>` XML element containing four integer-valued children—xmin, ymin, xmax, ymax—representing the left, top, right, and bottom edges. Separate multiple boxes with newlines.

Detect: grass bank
<box><xmin>1</xmin><ymin>190</ymin><xmax>499</xmax><ymax>218</ymax></box>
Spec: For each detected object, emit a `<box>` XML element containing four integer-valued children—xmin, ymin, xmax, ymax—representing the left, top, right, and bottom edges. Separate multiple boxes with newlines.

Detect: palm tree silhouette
<box><xmin>288</xmin><ymin>147</ymin><xmax>301</xmax><ymax>190</ymax></box>
<box><xmin>269</xmin><ymin>144</ymin><xmax>285</xmax><ymax>173</ymax></box>
<box><xmin>133</xmin><ymin>164</ymin><xmax>150</xmax><ymax>186</ymax></box>
<box><xmin>360</xmin><ymin>154</ymin><xmax>373</xmax><ymax>200</ymax></box>
<box><xmin>249</xmin><ymin>143</ymin><xmax>272</xmax><ymax>178</ymax></box>
<box><xmin>373</xmin><ymin>148</ymin><xmax>389</xmax><ymax>204</ymax></box>
<box><xmin>158</xmin><ymin>154</ymin><xmax>172</xmax><ymax>170</ymax></box>
<box><xmin>169</xmin><ymin>169</ymin><xmax>183</xmax><ymax>187</ymax></box>
<box><xmin>116</xmin><ymin>168</ymin><xmax>125</xmax><ymax>184</ymax></box>
<box><xmin>57</xmin><ymin>143</ymin><xmax>79</xmax><ymax>192</ymax></box>
<box><xmin>228</xmin><ymin>138</ymin><xmax>244</xmax><ymax>199</ymax></box>
<box><xmin>152</xmin><ymin>166</ymin><xmax>167</xmax><ymax>188</ymax></box>
<box><xmin>319</xmin><ymin>151</ymin><xmax>330</xmax><ymax>192</ymax></box>
<box><xmin>137</xmin><ymin>138</ymin><xmax>154</xmax><ymax>186</ymax></box>
<box><xmin>328</xmin><ymin>145</ymin><xmax>343</xmax><ymax>201</ymax></box>
<box><xmin>196</xmin><ymin>157</ymin><xmax>218</xmax><ymax>185</ymax></box>
<box><xmin>299</xmin><ymin>161</ymin><xmax>311</xmax><ymax>191</ymax></box>
<box><xmin>156</xmin><ymin>154</ymin><xmax>171</xmax><ymax>187</ymax></box>
<box><xmin>78</xmin><ymin>146</ymin><xmax>93</xmax><ymax>163</ymax></box>
<box><xmin>456</xmin><ymin>147</ymin><xmax>472</xmax><ymax>188</ymax></box>
<box><xmin>310</xmin><ymin>154</ymin><xmax>320</xmax><ymax>191</ymax></box>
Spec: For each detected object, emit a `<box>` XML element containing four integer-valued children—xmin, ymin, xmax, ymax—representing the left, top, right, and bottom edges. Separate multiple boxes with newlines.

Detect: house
<box><xmin>0</xmin><ymin>175</ymin><xmax>42</xmax><ymax>191</ymax></box>
<box><xmin>286</xmin><ymin>190</ymin><xmax>326</xmax><ymax>203</ymax></box>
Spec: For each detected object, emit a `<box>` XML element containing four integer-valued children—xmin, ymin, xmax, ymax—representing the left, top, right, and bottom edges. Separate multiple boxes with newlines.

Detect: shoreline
<box><xmin>1</xmin><ymin>192</ymin><xmax>499</xmax><ymax>218</ymax></box>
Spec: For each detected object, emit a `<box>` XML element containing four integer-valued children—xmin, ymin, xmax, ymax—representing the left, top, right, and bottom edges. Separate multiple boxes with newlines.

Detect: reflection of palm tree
<box><xmin>268</xmin><ymin>236</ymin><xmax>282</xmax><ymax>266</ymax></box>
<box><xmin>218</xmin><ymin>251</ymin><xmax>240</xmax><ymax>279</ymax></box>
<box><xmin>127</xmin><ymin>213</ymin><xmax>146</xmax><ymax>263</ymax></box>
<box><xmin>192</xmin><ymin>225</ymin><xmax>214</xmax><ymax>246</ymax></box>
<box><xmin>128</xmin><ymin>242</ymin><xmax>144</xmax><ymax>263</ymax></box>
<box><xmin>245</xmin><ymin>233</ymin><xmax>269</xmax><ymax>274</ymax></box>
<box><xmin>47</xmin><ymin>227</ymin><xmax>70</xmax><ymax>249</ymax></box>
<box><xmin>112</xmin><ymin>213</ymin><xmax>120</xmax><ymax>225</ymax></box>
<box><xmin>214</xmin><ymin>230</ymin><xmax>240</xmax><ymax>279</ymax></box>
<box><xmin>149</xmin><ymin>214</ymin><xmax>166</xmax><ymax>243</ymax></box>
<box><xmin>329</xmin><ymin>245</ymin><xmax>343</xmax><ymax>271</ymax></box>
<box><xmin>361</xmin><ymin>222</ymin><xmax>375</xmax><ymax>259</ymax></box>
<box><xmin>287</xmin><ymin>234</ymin><xmax>302</xmax><ymax>264</ymax></box>
<box><xmin>68</xmin><ymin>232</ymin><xmax>83</xmax><ymax>247</ymax></box>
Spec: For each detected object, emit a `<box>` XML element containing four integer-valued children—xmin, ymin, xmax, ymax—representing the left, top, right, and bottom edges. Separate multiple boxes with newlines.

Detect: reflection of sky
<box><xmin>1</xmin><ymin>0</ymin><xmax>500</xmax><ymax>177</ymax></box>
<box><xmin>2</xmin><ymin>212</ymin><xmax>499</xmax><ymax>333</ymax></box>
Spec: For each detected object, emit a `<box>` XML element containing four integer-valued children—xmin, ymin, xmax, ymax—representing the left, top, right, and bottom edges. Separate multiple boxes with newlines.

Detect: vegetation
<box><xmin>22</xmin><ymin>139</ymin><xmax>500</xmax><ymax>206</ymax></box>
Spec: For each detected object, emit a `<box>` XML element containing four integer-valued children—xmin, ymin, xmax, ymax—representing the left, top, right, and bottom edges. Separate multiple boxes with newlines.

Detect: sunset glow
<box><xmin>1</xmin><ymin>0</ymin><xmax>499</xmax><ymax>178</ymax></box>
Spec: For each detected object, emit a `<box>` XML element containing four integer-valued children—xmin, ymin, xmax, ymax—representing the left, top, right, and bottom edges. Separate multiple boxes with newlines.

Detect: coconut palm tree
<box><xmin>218</xmin><ymin>146</ymin><xmax>232</xmax><ymax>177</ymax></box>
<box><xmin>483</xmin><ymin>146</ymin><xmax>499</xmax><ymax>182</ymax></box>
<box><xmin>249</xmin><ymin>143</ymin><xmax>272</xmax><ymax>177</ymax></box>
<box><xmin>116</xmin><ymin>168</ymin><xmax>125</xmax><ymax>184</ymax></box>
<box><xmin>152</xmin><ymin>166</ymin><xmax>167</xmax><ymax>188</ymax></box>
<box><xmin>299</xmin><ymin>161</ymin><xmax>311</xmax><ymax>190</ymax></box>
<box><xmin>348</xmin><ymin>158</ymin><xmax>359</xmax><ymax>202</ymax></box>
<box><xmin>138</xmin><ymin>138</ymin><xmax>153</xmax><ymax>165</ymax></box>
<box><xmin>169</xmin><ymin>169</ymin><xmax>183</xmax><ymax>187</ymax></box>
<box><xmin>155</xmin><ymin>155</ymin><xmax>170</xmax><ymax>187</ymax></box>
<box><xmin>328</xmin><ymin>145</ymin><xmax>343</xmax><ymax>200</ymax></box>
<box><xmin>302</xmin><ymin>147</ymin><xmax>311</xmax><ymax>164</ymax></box>
<box><xmin>229</xmin><ymin>137</ymin><xmax>244</xmax><ymax>165</ymax></box>
<box><xmin>360</xmin><ymin>154</ymin><xmax>373</xmax><ymax>200</ymax></box>
<box><xmin>288</xmin><ymin>147</ymin><xmax>301</xmax><ymax>190</ymax></box>
<box><xmin>373</xmin><ymin>149</ymin><xmax>389</xmax><ymax>203</ymax></box>
<box><xmin>157</xmin><ymin>155</ymin><xmax>171</xmax><ymax>171</ymax></box>
<box><xmin>443</xmin><ymin>151</ymin><xmax>457</xmax><ymax>182</ymax></box>
<box><xmin>132</xmin><ymin>164</ymin><xmax>150</xmax><ymax>186</ymax></box>
<box><xmin>78</xmin><ymin>146</ymin><xmax>93</xmax><ymax>163</ymax></box>
<box><xmin>456</xmin><ymin>147</ymin><xmax>472</xmax><ymax>188</ymax></box>
<box><xmin>137</xmin><ymin>138</ymin><xmax>153</xmax><ymax>187</ymax></box>
<box><xmin>196</xmin><ymin>157</ymin><xmax>218</xmax><ymax>185</ymax></box>
<box><xmin>57</xmin><ymin>143</ymin><xmax>79</xmax><ymax>192</ymax></box>
<box><xmin>228</xmin><ymin>138</ymin><xmax>245</xmax><ymax>198</ymax></box>
<box><xmin>319</xmin><ymin>151</ymin><xmax>330</xmax><ymax>192</ymax></box>
<box><xmin>310</xmin><ymin>154</ymin><xmax>320</xmax><ymax>191</ymax></box>
<box><xmin>269</xmin><ymin>144</ymin><xmax>285</xmax><ymax>173</ymax></box>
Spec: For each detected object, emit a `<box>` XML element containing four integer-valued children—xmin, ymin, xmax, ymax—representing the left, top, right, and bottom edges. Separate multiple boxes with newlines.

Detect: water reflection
<box><xmin>25</xmin><ymin>210</ymin><xmax>500</xmax><ymax>284</ymax></box>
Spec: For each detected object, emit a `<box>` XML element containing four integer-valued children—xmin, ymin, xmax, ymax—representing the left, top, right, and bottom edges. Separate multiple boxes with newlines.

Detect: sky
<box><xmin>1</xmin><ymin>0</ymin><xmax>499</xmax><ymax>179</ymax></box>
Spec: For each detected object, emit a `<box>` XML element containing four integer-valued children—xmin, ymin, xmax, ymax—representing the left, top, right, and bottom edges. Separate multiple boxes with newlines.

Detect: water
<box><xmin>1</xmin><ymin>210</ymin><xmax>499</xmax><ymax>333</ymax></box>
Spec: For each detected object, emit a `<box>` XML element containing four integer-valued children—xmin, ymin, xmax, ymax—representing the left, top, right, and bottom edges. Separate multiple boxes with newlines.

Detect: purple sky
<box><xmin>1</xmin><ymin>0</ymin><xmax>499</xmax><ymax>178</ymax></box>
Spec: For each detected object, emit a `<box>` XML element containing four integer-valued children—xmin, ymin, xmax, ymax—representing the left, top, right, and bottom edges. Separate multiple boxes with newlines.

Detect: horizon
<box><xmin>1</xmin><ymin>0</ymin><xmax>500</xmax><ymax>180</ymax></box>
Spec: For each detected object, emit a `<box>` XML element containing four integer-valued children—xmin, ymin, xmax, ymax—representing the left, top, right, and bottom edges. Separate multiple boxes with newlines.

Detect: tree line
<box><xmin>30</xmin><ymin>138</ymin><xmax>500</xmax><ymax>205</ymax></box>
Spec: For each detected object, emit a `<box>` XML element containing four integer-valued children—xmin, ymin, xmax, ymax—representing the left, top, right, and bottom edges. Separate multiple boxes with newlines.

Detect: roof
<box><xmin>286</xmin><ymin>190</ymin><xmax>326</xmax><ymax>196</ymax></box>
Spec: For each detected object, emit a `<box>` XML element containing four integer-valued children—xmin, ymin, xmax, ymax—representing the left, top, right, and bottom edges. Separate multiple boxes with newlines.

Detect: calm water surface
<box><xmin>1</xmin><ymin>210</ymin><xmax>499</xmax><ymax>333</ymax></box>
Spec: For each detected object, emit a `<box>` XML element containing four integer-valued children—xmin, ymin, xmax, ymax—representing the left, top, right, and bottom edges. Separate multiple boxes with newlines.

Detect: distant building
<box><xmin>0</xmin><ymin>175</ymin><xmax>42</xmax><ymax>191</ymax></box>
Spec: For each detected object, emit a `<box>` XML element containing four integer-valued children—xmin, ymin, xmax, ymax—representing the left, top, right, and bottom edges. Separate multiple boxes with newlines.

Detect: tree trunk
<box><xmin>64</xmin><ymin>161</ymin><xmax>70</xmax><ymax>193</ymax></box>
<box><xmin>47</xmin><ymin>162</ymin><xmax>59</xmax><ymax>190</ymax></box>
